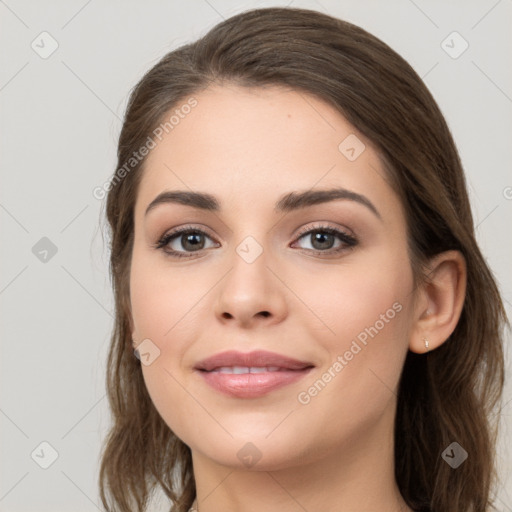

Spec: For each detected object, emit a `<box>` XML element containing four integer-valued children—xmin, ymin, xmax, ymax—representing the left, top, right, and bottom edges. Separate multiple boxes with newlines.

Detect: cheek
<box><xmin>295</xmin><ymin>250</ymin><xmax>412</xmax><ymax>352</ymax></box>
<box><xmin>129</xmin><ymin>248</ymin><xmax>203</xmax><ymax>347</ymax></box>
<box><xmin>290</xmin><ymin>251</ymin><xmax>412</xmax><ymax>422</ymax></box>
<box><xmin>129</xmin><ymin>250</ymin><xmax>214</xmax><ymax>439</ymax></box>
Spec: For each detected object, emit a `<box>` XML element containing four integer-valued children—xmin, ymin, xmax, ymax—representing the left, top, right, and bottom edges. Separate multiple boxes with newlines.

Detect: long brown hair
<box><xmin>98</xmin><ymin>7</ymin><xmax>507</xmax><ymax>511</ymax></box>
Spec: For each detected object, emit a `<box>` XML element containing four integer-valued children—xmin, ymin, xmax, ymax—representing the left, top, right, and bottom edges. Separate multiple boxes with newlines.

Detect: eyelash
<box><xmin>154</xmin><ymin>223</ymin><xmax>358</xmax><ymax>259</ymax></box>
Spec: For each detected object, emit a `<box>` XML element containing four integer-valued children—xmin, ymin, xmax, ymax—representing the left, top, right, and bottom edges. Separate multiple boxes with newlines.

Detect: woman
<box><xmin>98</xmin><ymin>7</ymin><xmax>507</xmax><ymax>512</ymax></box>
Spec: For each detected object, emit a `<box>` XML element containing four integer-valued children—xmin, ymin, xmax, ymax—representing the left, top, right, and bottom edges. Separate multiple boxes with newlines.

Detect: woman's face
<box><xmin>130</xmin><ymin>84</ymin><xmax>416</xmax><ymax>470</ymax></box>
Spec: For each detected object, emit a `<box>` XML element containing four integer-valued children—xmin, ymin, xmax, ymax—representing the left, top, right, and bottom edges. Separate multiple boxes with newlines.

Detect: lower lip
<box><xmin>197</xmin><ymin>368</ymin><xmax>313</xmax><ymax>398</ymax></box>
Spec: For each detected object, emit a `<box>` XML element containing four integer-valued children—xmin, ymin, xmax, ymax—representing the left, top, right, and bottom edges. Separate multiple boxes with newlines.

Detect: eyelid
<box><xmin>157</xmin><ymin>223</ymin><xmax>218</xmax><ymax>242</ymax></box>
<box><xmin>293</xmin><ymin>221</ymin><xmax>355</xmax><ymax>240</ymax></box>
<box><xmin>154</xmin><ymin>223</ymin><xmax>219</xmax><ymax>249</ymax></box>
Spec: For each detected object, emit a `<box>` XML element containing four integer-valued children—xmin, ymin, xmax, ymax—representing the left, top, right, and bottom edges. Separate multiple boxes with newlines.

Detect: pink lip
<box><xmin>195</xmin><ymin>350</ymin><xmax>313</xmax><ymax>371</ymax></box>
<box><xmin>194</xmin><ymin>350</ymin><xmax>314</xmax><ymax>399</ymax></box>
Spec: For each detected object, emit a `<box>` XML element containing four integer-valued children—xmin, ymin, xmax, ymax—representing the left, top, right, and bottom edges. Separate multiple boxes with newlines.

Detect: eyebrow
<box><xmin>144</xmin><ymin>187</ymin><xmax>381</xmax><ymax>219</ymax></box>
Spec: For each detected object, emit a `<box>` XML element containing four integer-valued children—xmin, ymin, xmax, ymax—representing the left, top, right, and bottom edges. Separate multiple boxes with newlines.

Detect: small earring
<box><xmin>423</xmin><ymin>338</ymin><xmax>430</xmax><ymax>353</ymax></box>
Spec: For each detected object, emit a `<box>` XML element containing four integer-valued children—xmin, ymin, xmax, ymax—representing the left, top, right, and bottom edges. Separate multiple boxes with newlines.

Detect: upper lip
<box><xmin>194</xmin><ymin>350</ymin><xmax>314</xmax><ymax>371</ymax></box>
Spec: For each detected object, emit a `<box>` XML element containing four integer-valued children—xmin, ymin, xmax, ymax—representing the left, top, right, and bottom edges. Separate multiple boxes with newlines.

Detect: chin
<box><xmin>191</xmin><ymin>434</ymin><xmax>316</xmax><ymax>472</ymax></box>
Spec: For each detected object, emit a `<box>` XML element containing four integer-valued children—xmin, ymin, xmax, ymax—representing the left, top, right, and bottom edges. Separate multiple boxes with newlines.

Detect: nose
<box><xmin>214</xmin><ymin>244</ymin><xmax>288</xmax><ymax>329</ymax></box>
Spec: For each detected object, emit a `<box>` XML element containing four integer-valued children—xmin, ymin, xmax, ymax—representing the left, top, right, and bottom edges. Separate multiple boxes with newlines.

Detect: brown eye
<box><xmin>293</xmin><ymin>225</ymin><xmax>358</xmax><ymax>255</ymax></box>
<box><xmin>155</xmin><ymin>227</ymin><xmax>218</xmax><ymax>258</ymax></box>
<box><xmin>175</xmin><ymin>232</ymin><xmax>206</xmax><ymax>251</ymax></box>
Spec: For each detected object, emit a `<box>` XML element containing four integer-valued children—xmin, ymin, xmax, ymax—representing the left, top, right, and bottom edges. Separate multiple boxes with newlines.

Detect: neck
<box><xmin>190</xmin><ymin>405</ymin><xmax>413</xmax><ymax>512</ymax></box>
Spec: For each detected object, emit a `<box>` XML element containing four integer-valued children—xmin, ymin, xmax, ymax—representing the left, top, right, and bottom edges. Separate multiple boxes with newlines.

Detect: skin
<box><xmin>129</xmin><ymin>84</ymin><xmax>466</xmax><ymax>512</ymax></box>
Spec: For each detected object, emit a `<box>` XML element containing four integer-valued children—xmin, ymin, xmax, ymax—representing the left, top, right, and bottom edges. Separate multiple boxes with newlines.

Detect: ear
<box><xmin>409</xmin><ymin>250</ymin><xmax>467</xmax><ymax>354</ymax></box>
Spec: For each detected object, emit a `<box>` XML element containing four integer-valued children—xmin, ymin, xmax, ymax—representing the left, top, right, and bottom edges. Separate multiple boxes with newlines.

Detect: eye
<box><xmin>154</xmin><ymin>223</ymin><xmax>358</xmax><ymax>259</ymax></box>
<box><xmin>154</xmin><ymin>225</ymin><xmax>219</xmax><ymax>258</ymax></box>
<box><xmin>291</xmin><ymin>223</ymin><xmax>358</xmax><ymax>256</ymax></box>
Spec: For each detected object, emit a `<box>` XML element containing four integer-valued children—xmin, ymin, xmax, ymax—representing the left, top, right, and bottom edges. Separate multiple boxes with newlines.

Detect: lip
<box><xmin>194</xmin><ymin>350</ymin><xmax>314</xmax><ymax>399</ymax></box>
<box><xmin>195</xmin><ymin>350</ymin><xmax>313</xmax><ymax>371</ymax></box>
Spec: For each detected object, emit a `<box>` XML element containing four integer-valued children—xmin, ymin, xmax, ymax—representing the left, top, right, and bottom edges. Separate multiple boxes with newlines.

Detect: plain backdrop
<box><xmin>1</xmin><ymin>1</ymin><xmax>511</xmax><ymax>510</ymax></box>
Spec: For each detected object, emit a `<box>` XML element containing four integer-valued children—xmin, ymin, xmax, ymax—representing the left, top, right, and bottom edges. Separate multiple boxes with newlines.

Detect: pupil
<box><xmin>312</xmin><ymin>232</ymin><xmax>333</xmax><ymax>250</ymax></box>
<box><xmin>183</xmin><ymin>233</ymin><xmax>204</xmax><ymax>251</ymax></box>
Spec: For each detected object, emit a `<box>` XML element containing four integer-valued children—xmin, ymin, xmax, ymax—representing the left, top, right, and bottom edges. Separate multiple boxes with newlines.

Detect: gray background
<box><xmin>1</xmin><ymin>0</ymin><xmax>511</xmax><ymax>510</ymax></box>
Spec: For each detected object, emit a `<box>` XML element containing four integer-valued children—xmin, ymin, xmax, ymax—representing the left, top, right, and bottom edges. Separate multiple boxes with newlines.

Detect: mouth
<box><xmin>206</xmin><ymin>366</ymin><xmax>291</xmax><ymax>373</ymax></box>
<box><xmin>194</xmin><ymin>350</ymin><xmax>315</xmax><ymax>398</ymax></box>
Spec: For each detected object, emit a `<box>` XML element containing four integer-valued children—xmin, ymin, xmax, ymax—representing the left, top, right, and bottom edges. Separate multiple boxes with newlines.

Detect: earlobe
<box><xmin>409</xmin><ymin>250</ymin><xmax>467</xmax><ymax>354</ymax></box>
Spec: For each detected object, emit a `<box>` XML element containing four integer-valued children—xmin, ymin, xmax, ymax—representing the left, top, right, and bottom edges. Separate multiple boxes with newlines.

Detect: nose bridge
<box><xmin>226</xmin><ymin>232</ymin><xmax>272</xmax><ymax>303</ymax></box>
<box><xmin>214</xmin><ymin>229</ymin><xmax>287</xmax><ymax>326</ymax></box>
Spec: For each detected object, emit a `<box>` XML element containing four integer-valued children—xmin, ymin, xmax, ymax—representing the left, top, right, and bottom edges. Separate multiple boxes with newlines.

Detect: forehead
<box><xmin>134</xmin><ymin>84</ymin><xmax>398</xmax><ymax>221</ymax></box>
